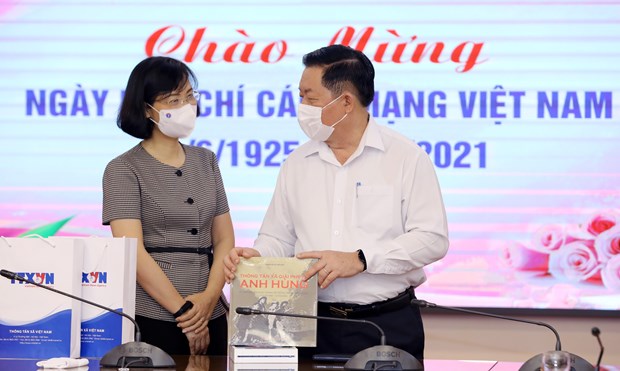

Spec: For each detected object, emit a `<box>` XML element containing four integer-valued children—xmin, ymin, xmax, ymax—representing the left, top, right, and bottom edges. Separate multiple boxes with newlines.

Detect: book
<box><xmin>230</xmin><ymin>353</ymin><xmax>299</xmax><ymax>371</ymax></box>
<box><xmin>228</xmin><ymin>362</ymin><xmax>299</xmax><ymax>371</ymax></box>
<box><xmin>230</xmin><ymin>361</ymin><xmax>298</xmax><ymax>371</ymax></box>
<box><xmin>229</xmin><ymin>345</ymin><xmax>298</xmax><ymax>364</ymax></box>
<box><xmin>231</xmin><ymin>363</ymin><xmax>298</xmax><ymax>371</ymax></box>
<box><xmin>228</xmin><ymin>257</ymin><xmax>317</xmax><ymax>347</ymax></box>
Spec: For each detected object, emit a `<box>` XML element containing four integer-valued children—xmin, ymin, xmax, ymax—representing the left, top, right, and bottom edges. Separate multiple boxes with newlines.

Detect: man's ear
<box><xmin>343</xmin><ymin>92</ymin><xmax>356</xmax><ymax>112</ymax></box>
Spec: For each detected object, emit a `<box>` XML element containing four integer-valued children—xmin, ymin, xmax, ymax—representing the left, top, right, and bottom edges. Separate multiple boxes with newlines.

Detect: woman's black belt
<box><xmin>319</xmin><ymin>286</ymin><xmax>414</xmax><ymax>319</ymax></box>
<box><xmin>145</xmin><ymin>246</ymin><xmax>213</xmax><ymax>255</ymax></box>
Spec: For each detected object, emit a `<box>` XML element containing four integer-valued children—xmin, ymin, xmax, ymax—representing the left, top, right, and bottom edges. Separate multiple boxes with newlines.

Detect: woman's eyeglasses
<box><xmin>158</xmin><ymin>91</ymin><xmax>201</xmax><ymax>107</ymax></box>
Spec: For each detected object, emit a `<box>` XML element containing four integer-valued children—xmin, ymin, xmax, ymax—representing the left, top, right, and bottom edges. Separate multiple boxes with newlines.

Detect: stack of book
<box><xmin>227</xmin><ymin>257</ymin><xmax>318</xmax><ymax>367</ymax></box>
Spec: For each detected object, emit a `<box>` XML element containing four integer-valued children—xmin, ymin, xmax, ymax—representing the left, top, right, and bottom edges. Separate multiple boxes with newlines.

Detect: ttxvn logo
<box><xmin>11</xmin><ymin>272</ymin><xmax>54</xmax><ymax>285</ymax></box>
<box><xmin>82</xmin><ymin>271</ymin><xmax>108</xmax><ymax>284</ymax></box>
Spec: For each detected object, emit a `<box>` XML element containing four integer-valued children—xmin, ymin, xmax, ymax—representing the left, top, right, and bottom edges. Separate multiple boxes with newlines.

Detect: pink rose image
<box><xmin>548</xmin><ymin>241</ymin><xmax>600</xmax><ymax>282</ymax></box>
<box><xmin>546</xmin><ymin>284</ymin><xmax>580</xmax><ymax>308</ymax></box>
<box><xmin>594</xmin><ymin>226</ymin><xmax>620</xmax><ymax>263</ymax></box>
<box><xmin>531</xmin><ymin>224</ymin><xmax>565</xmax><ymax>252</ymax></box>
<box><xmin>601</xmin><ymin>255</ymin><xmax>620</xmax><ymax>291</ymax></box>
<box><xmin>501</xmin><ymin>242</ymin><xmax>549</xmax><ymax>271</ymax></box>
<box><xmin>584</xmin><ymin>211</ymin><xmax>617</xmax><ymax>236</ymax></box>
<box><xmin>564</xmin><ymin>224</ymin><xmax>595</xmax><ymax>243</ymax></box>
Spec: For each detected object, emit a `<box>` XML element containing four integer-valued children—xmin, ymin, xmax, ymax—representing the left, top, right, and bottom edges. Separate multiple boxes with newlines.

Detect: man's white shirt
<box><xmin>254</xmin><ymin>117</ymin><xmax>449</xmax><ymax>305</ymax></box>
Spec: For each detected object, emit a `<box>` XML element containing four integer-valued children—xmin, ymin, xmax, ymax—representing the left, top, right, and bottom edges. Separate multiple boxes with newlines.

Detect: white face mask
<box><xmin>297</xmin><ymin>95</ymin><xmax>348</xmax><ymax>142</ymax></box>
<box><xmin>148</xmin><ymin>103</ymin><xmax>197</xmax><ymax>139</ymax></box>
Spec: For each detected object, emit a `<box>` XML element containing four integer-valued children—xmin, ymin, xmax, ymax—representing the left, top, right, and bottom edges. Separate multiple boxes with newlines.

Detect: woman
<box><xmin>102</xmin><ymin>56</ymin><xmax>233</xmax><ymax>355</ymax></box>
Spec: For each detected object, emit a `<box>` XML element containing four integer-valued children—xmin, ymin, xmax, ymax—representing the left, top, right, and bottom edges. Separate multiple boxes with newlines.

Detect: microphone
<box><xmin>1</xmin><ymin>269</ymin><xmax>174</xmax><ymax>368</ymax></box>
<box><xmin>591</xmin><ymin>327</ymin><xmax>604</xmax><ymax>371</ymax></box>
<box><xmin>412</xmin><ymin>299</ymin><xmax>561</xmax><ymax>350</ymax></box>
<box><xmin>235</xmin><ymin>306</ymin><xmax>422</xmax><ymax>371</ymax></box>
<box><xmin>411</xmin><ymin>299</ymin><xmax>595</xmax><ymax>371</ymax></box>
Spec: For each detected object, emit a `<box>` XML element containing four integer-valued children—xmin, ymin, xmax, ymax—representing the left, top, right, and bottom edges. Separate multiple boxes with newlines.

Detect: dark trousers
<box><xmin>136</xmin><ymin>314</ymin><xmax>228</xmax><ymax>356</ymax></box>
<box><xmin>298</xmin><ymin>295</ymin><xmax>425</xmax><ymax>362</ymax></box>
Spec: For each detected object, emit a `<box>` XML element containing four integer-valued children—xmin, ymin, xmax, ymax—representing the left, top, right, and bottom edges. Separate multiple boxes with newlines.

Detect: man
<box><xmin>224</xmin><ymin>45</ymin><xmax>449</xmax><ymax>361</ymax></box>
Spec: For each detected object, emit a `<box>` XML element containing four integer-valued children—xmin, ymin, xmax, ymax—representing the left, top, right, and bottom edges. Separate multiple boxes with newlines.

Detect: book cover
<box><xmin>228</xmin><ymin>257</ymin><xmax>317</xmax><ymax>347</ymax></box>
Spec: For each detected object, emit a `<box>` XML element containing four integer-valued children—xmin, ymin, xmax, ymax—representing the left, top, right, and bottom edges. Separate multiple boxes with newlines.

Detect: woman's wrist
<box><xmin>200</xmin><ymin>291</ymin><xmax>218</xmax><ymax>318</ymax></box>
<box><xmin>173</xmin><ymin>300</ymin><xmax>194</xmax><ymax>318</ymax></box>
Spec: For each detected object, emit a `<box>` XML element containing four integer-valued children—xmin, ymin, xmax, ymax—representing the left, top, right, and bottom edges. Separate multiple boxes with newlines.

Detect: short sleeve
<box><xmin>102</xmin><ymin>158</ymin><xmax>141</xmax><ymax>225</ymax></box>
<box><xmin>210</xmin><ymin>151</ymin><xmax>230</xmax><ymax>216</ymax></box>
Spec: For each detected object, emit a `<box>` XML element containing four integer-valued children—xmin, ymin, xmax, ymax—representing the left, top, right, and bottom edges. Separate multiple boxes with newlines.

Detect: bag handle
<box><xmin>19</xmin><ymin>234</ymin><xmax>56</xmax><ymax>248</ymax></box>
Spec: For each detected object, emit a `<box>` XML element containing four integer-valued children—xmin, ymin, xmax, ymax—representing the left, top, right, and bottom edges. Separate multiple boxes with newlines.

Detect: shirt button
<box><xmin>186</xmin><ymin>197</ymin><xmax>194</xmax><ymax>204</ymax></box>
<box><xmin>334</xmin><ymin>230</ymin><xmax>340</xmax><ymax>236</ymax></box>
<box><xmin>189</xmin><ymin>228</ymin><xmax>198</xmax><ymax>235</ymax></box>
<box><xmin>175</xmin><ymin>170</ymin><xmax>183</xmax><ymax>176</ymax></box>
<box><xmin>336</xmin><ymin>199</ymin><xmax>342</xmax><ymax>204</ymax></box>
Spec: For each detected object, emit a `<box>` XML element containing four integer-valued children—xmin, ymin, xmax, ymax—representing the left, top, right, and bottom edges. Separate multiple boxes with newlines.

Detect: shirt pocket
<box><xmin>354</xmin><ymin>185</ymin><xmax>394</xmax><ymax>235</ymax></box>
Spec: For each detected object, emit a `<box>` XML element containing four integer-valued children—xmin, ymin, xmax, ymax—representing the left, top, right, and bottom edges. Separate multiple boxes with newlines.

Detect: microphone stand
<box><xmin>1</xmin><ymin>269</ymin><xmax>175</xmax><ymax>368</ymax></box>
<box><xmin>412</xmin><ymin>299</ymin><xmax>595</xmax><ymax>371</ymax></box>
<box><xmin>235</xmin><ymin>307</ymin><xmax>423</xmax><ymax>371</ymax></box>
<box><xmin>591</xmin><ymin>327</ymin><xmax>604</xmax><ymax>371</ymax></box>
<box><xmin>412</xmin><ymin>299</ymin><xmax>561</xmax><ymax>350</ymax></box>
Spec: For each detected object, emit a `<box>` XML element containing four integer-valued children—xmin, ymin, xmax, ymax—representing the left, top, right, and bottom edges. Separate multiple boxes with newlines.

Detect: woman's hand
<box><xmin>185</xmin><ymin>355</ymin><xmax>210</xmax><ymax>371</ymax></box>
<box><xmin>185</xmin><ymin>327</ymin><xmax>210</xmax><ymax>355</ymax></box>
<box><xmin>176</xmin><ymin>292</ymin><xmax>215</xmax><ymax>335</ymax></box>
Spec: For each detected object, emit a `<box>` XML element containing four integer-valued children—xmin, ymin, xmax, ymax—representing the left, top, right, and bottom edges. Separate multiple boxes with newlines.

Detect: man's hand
<box><xmin>297</xmin><ymin>250</ymin><xmax>365</xmax><ymax>289</ymax></box>
<box><xmin>223</xmin><ymin>247</ymin><xmax>261</xmax><ymax>283</ymax></box>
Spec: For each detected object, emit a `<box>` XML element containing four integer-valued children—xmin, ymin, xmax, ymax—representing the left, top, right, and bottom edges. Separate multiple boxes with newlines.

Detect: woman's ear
<box><xmin>145</xmin><ymin>103</ymin><xmax>155</xmax><ymax>121</ymax></box>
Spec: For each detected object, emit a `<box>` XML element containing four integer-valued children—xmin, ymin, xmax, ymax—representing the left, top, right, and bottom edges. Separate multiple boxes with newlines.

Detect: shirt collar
<box><xmin>299</xmin><ymin>116</ymin><xmax>385</xmax><ymax>158</ymax></box>
<box><xmin>363</xmin><ymin>116</ymin><xmax>385</xmax><ymax>152</ymax></box>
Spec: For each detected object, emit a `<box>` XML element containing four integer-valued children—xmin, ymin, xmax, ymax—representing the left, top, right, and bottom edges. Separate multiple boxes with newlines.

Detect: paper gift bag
<box><xmin>0</xmin><ymin>236</ymin><xmax>84</xmax><ymax>359</ymax></box>
<box><xmin>47</xmin><ymin>237</ymin><xmax>137</xmax><ymax>358</ymax></box>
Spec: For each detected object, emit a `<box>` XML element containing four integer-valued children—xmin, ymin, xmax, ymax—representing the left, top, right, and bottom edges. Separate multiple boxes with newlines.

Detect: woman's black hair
<box><xmin>117</xmin><ymin>56</ymin><xmax>199</xmax><ymax>139</ymax></box>
<box><xmin>302</xmin><ymin>45</ymin><xmax>375</xmax><ymax>107</ymax></box>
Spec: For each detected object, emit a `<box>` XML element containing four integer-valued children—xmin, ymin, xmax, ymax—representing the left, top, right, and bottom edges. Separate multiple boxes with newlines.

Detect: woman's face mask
<box><xmin>297</xmin><ymin>95</ymin><xmax>347</xmax><ymax>142</ymax></box>
<box><xmin>147</xmin><ymin>103</ymin><xmax>197</xmax><ymax>139</ymax></box>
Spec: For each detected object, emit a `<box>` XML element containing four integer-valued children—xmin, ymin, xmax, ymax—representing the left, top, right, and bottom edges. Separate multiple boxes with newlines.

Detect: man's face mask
<box><xmin>297</xmin><ymin>95</ymin><xmax>347</xmax><ymax>142</ymax></box>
